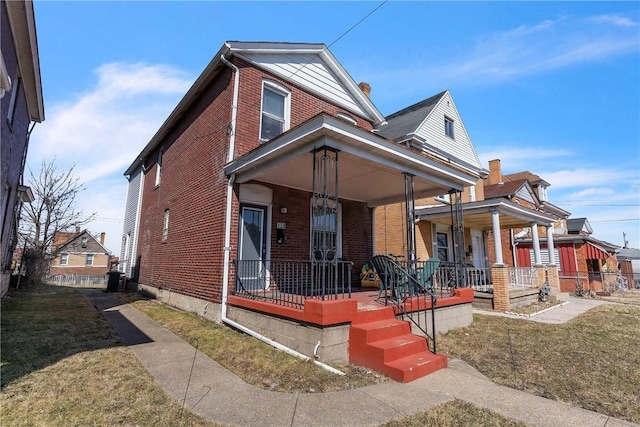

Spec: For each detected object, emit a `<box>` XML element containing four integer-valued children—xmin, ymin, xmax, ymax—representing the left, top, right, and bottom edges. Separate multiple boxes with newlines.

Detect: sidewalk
<box><xmin>83</xmin><ymin>289</ymin><xmax>637</xmax><ymax>427</ymax></box>
<box><xmin>474</xmin><ymin>295</ymin><xmax>609</xmax><ymax>324</ymax></box>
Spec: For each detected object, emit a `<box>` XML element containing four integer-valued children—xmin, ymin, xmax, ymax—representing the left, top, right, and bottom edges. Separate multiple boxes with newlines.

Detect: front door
<box><xmin>238</xmin><ymin>205</ymin><xmax>268</xmax><ymax>290</ymax></box>
<box><xmin>471</xmin><ymin>229</ymin><xmax>485</xmax><ymax>267</ymax></box>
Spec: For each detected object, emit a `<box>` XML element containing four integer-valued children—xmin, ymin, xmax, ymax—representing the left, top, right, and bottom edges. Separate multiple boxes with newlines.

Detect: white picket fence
<box><xmin>46</xmin><ymin>274</ymin><xmax>106</xmax><ymax>288</ymax></box>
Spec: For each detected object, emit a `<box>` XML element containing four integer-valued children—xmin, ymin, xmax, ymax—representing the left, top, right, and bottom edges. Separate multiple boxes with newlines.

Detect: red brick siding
<box><xmin>137</xmin><ymin>58</ymin><xmax>375</xmax><ymax>303</ymax></box>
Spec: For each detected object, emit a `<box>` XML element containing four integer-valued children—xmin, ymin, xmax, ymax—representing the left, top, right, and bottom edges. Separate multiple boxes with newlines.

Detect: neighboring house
<box><xmin>119</xmin><ymin>163</ymin><xmax>143</xmax><ymax>281</ymax></box>
<box><xmin>515</xmin><ymin>217</ymin><xmax>619</xmax><ymax>293</ymax></box>
<box><xmin>618</xmin><ymin>246</ymin><xmax>640</xmax><ymax>289</ymax></box>
<box><xmin>50</xmin><ymin>229</ymin><xmax>112</xmax><ymax>278</ymax></box>
<box><xmin>0</xmin><ymin>0</ymin><xmax>45</xmax><ymax>297</ymax></box>
<box><xmin>122</xmin><ymin>41</ymin><xmax>486</xmax><ymax>382</ymax></box>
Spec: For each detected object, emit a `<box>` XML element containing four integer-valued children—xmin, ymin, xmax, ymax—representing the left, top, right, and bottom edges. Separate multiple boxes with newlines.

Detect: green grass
<box><xmin>437</xmin><ymin>304</ymin><xmax>640</xmax><ymax>423</ymax></box>
<box><xmin>128</xmin><ymin>297</ymin><xmax>387</xmax><ymax>393</ymax></box>
<box><xmin>1</xmin><ymin>286</ymin><xmax>218</xmax><ymax>427</ymax></box>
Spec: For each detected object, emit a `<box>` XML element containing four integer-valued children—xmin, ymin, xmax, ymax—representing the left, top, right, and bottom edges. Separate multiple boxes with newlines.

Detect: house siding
<box><xmin>414</xmin><ymin>92</ymin><xmax>480</xmax><ymax>169</ymax></box>
<box><xmin>119</xmin><ymin>166</ymin><xmax>143</xmax><ymax>278</ymax></box>
<box><xmin>240</xmin><ymin>53</ymin><xmax>369</xmax><ymax>120</ymax></box>
<box><xmin>1</xmin><ymin>2</ymin><xmax>33</xmax><ymax>295</ymax></box>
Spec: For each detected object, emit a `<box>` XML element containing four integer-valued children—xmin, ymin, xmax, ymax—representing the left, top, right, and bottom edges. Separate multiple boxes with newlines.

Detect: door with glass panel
<box><xmin>238</xmin><ymin>205</ymin><xmax>267</xmax><ymax>291</ymax></box>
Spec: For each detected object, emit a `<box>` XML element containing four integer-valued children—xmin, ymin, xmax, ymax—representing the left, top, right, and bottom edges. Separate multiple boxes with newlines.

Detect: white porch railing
<box><xmin>507</xmin><ymin>267</ymin><xmax>537</xmax><ymax>290</ymax></box>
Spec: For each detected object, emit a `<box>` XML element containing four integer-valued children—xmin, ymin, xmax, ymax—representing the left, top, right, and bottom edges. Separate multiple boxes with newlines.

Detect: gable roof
<box><xmin>505</xmin><ymin>171</ymin><xmax>550</xmax><ymax>187</ymax></box>
<box><xmin>125</xmin><ymin>41</ymin><xmax>385</xmax><ymax>175</ymax></box>
<box><xmin>374</xmin><ymin>90</ymin><xmax>485</xmax><ymax>174</ymax></box>
<box><xmin>483</xmin><ymin>178</ymin><xmax>539</xmax><ymax>205</ymax></box>
<box><xmin>55</xmin><ymin>229</ymin><xmax>110</xmax><ymax>255</ymax></box>
<box><xmin>567</xmin><ymin>217</ymin><xmax>593</xmax><ymax>234</ymax></box>
<box><xmin>375</xmin><ymin>91</ymin><xmax>445</xmax><ymax>140</ymax></box>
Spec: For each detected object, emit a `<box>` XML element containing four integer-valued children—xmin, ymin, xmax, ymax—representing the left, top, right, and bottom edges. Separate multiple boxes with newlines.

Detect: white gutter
<box><xmin>219</xmin><ymin>55</ymin><xmax>343</xmax><ymax>376</ymax></box>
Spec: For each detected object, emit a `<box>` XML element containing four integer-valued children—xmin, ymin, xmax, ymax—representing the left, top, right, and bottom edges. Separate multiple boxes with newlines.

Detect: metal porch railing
<box><xmin>232</xmin><ymin>259</ymin><xmax>353</xmax><ymax>309</ymax></box>
<box><xmin>371</xmin><ymin>256</ymin><xmax>439</xmax><ymax>354</ymax></box>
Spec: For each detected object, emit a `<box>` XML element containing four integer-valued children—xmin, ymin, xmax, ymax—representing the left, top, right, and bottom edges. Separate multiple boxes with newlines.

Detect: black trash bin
<box><xmin>107</xmin><ymin>271</ymin><xmax>122</xmax><ymax>292</ymax></box>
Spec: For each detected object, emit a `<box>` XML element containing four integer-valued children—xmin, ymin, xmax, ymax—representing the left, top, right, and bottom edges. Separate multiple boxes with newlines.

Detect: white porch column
<box><xmin>531</xmin><ymin>223</ymin><xmax>542</xmax><ymax>265</ymax></box>
<box><xmin>546</xmin><ymin>226</ymin><xmax>556</xmax><ymax>265</ymax></box>
<box><xmin>491</xmin><ymin>209</ymin><xmax>504</xmax><ymax>265</ymax></box>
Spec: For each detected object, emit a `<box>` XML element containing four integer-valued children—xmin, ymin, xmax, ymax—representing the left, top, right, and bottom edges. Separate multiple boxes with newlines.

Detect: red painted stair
<box><xmin>349</xmin><ymin>303</ymin><xmax>447</xmax><ymax>383</ymax></box>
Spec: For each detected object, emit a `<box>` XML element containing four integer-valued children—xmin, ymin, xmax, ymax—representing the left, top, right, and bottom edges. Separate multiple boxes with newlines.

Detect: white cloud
<box><xmin>589</xmin><ymin>14</ymin><xmax>638</xmax><ymax>28</ymax></box>
<box><xmin>26</xmin><ymin>62</ymin><xmax>194</xmax><ymax>253</ymax></box>
<box><xmin>478</xmin><ymin>147</ymin><xmax>571</xmax><ymax>171</ymax></box>
<box><xmin>368</xmin><ymin>13</ymin><xmax>639</xmax><ymax>95</ymax></box>
<box><xmin>29</xmin><ymin>62</ymin><xmax>193</xmax><ymax>183</ymax></box>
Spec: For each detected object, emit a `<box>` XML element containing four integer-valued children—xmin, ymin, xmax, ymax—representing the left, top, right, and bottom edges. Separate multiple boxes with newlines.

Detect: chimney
<box><xmin>488</xmin><ymin>159</ymin><xmax>503</xmax><ymax>185</ymax></box>
<box><xmin>75</xmin><ymin>226</ymin><xmax>80</xmax><ymax>233</ymax></box>
<box><xmin>100</xmin><ymin>232</ymin><xmax>105</xmax><ymax>245</ymax></box>
<box><xmin>358</xmin><ymin>82</ymin><xmax>371</xmax><ymax>98</ymax></box>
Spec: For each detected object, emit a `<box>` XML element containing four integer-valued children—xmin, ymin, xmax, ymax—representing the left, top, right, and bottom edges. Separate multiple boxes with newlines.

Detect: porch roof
<box><xmin>416</xmin><ymin>198</ymin><xmax>557</xmax><ymax>229</ymax></box>
<box><xmin>224</xmin><ymin>114</ymin><xmax>482</xmax><ymax>207</ymax></box>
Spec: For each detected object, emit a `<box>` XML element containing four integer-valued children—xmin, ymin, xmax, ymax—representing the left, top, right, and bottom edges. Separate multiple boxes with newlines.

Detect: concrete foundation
<box><xmin>408</xmin><ymin>302</ymin><xmax>474</xmax><ymax>337</ymax></box>
<box><xmin>138</xmin><ymin>283</ymin><xmax>222</xmax><ymax>323</ymax></box>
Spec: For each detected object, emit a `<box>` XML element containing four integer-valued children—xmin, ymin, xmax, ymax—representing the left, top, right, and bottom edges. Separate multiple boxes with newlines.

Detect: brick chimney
<box><xmin>100</xmin><ymin>232</ymin><xmax>105</xmax><ymax>245</ymax></box>
<box><xmin>75</xmin><ymin>226</ymin><xmax>80</xmax><ymax>233</ymax></box>
<box><xmin>358</xmin><ymin>82</ymin><xmax>371</xmax><ymax>98</ymax></box>
<box><xmin>488</xmin><ymin>159</ymin><xmax>503</xmax><ymax>185</ymax></box>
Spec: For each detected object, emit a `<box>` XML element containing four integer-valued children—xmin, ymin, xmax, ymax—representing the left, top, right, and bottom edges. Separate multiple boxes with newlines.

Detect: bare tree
<box><xmin>19</xmin><ymin>160</ymin><xmax>95</xmax><ymax>285</ymax></box>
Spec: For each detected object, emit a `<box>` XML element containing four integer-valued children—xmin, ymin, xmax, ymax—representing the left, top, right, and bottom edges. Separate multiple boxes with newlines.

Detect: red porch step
<box><xmin>349</xmin><ymin>304</ymin><xmax>447</xmax><ymax>383</ymax></box>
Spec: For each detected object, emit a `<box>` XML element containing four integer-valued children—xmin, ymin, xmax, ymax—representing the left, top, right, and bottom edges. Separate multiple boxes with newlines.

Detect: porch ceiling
<box><xmin>224</xmin><ymin>115</ymin><xmax>482</xmax><ymax>207</ymax></box>
<box><xmin>417</xmin><ymin>199</ymin><xmax>557</xmax><ymax>230</ymax></box>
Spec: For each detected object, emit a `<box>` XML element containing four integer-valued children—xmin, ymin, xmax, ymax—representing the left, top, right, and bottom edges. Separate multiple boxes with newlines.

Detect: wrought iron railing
<box><xmin>370</xmin><ymin>255</ymin><xmax>439</xmax><ymax>353</ymax></box>
<box><xmin>233</xmin><ymin>259</ymin><xmax>353</xmax><ymax>309</ymax></box>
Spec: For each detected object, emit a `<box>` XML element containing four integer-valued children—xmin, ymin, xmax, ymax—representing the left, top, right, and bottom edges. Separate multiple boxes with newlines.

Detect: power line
<box><xmin>589</xmin><ymin>218</ymin><xmax>639</xmax><ymax>223</ymax></box>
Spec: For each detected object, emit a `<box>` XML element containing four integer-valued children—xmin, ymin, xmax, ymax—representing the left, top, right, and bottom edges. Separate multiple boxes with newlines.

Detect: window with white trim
<box><xmin>162</xmin><ymin>209</ymin><xmax>169</xmax><ymax>241</ymax></box>
<box><xmin>81</xmin><ymin>236</ymin><xmax>88</xmax><ymax>248</ymax></box>
<box><xmin>60</xmin><ymin>253</ymin><xmax>68</xmax><ymax>265</ymax></box>
<box><xmin>86</xmin><ymin>254</ymin><xmax>94</xmax><ymax>266</ymax></box>
<box><xmin>260</xmin><ymin>81</ymin><xmax>290</xmax><ymax>141</ymax></box>
<box><xmin>155</xmin><ymin>149</ymin><xmax>163</xmax><ymax>186</ymax></box>
<box><xmin>444</xmin><ymin>116</ymin><xmax>454</xmax><ymax>138</ymax></box>
<box><xmin>7</xmin><ymin>77</ymin><xmax>20</xmax><ymax>126</ymax></box>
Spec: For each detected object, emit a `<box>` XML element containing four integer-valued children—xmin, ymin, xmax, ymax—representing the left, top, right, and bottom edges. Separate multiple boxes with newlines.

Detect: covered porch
<box><xmin>417</xmin><ymin>198</ymin><xmax>559</xmax><ymax>311</ymax></box>
<box><xmin>222</xmin><ymin>114</ymin><xmax>482</xmax><ymax>381</ymax></box>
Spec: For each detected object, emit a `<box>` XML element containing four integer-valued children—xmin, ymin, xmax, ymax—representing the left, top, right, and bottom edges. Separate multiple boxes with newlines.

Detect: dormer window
<box><xmin>260</xmin><ymin>80</ymin><xmax>290</xmax><ymax>141</ymax></box>
<box><xmin>444</xmin><ymin>116</ymin><xmax>454</xmax><ymax>139</ymax></box>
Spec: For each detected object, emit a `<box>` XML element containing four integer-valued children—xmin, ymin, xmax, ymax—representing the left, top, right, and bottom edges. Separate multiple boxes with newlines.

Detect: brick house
<box><xmin>50</xmin><ymin>229</ymin><xmax>112</xmax><ymax>279</ymax></box>
<box><xmin>122</xmin><ymin>41</ymin><xmax>489</xmax><ymax>382</ymax></box>
<box><xmin>0</xmin><ymin>0</ymin><xmax>44</xmax><ymax>296</ymax></box>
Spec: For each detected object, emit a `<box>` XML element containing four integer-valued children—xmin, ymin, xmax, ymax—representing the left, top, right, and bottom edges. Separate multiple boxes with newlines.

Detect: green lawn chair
<box><xmin>418</xmin><ymin>258</ymin><xmax>441</xmax><ymax>291</ymax></box>
<box><xmin>371</xmin><ymin>255</ymin><xmax>411</xmax><ymax>302</ymax></box>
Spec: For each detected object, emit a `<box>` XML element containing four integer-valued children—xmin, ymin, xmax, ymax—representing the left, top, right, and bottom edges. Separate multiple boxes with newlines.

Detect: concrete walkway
<box><xmin>474</xmin><ymin>295</ymin><xmax>610</xmax><ymax>324</ymax></box>
<box><xmin>83</xmin><ymin>289</ymin><xmax>637</xmax><ymax>427</ymax></box>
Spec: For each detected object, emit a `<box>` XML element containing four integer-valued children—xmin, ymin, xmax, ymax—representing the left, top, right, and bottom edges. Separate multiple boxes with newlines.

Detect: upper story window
<box><xmin>81</xmin><ymin>236</ymin><xmax>88</xmax><ymax>248</ymax></box>
<box><xmin>60</xmin><ymin>254</ymin><xmax>69</xmax><ymax>265</ymax></box>
<box><xmin>162</xmin><ymin>209</ymin><xmax>170</xmax><ymax>241</ymax></box>
<box><xmin>86</xmin><ymin>254</ymin><xmax>94</xmax><ymax>266</ymax></box>
<box><xmin>155</xmin><ymin>149</ymin><xmax>163</xmax><ymax>186</ymax></box>
<box><xmin>6</xmin><ymin>77</ymin><xmax>20</xmax><ymax>127</ymax></box>
<box><xmin>260</xmin><ymin>80</ymin><xmax>290</xmax><ymax>141</ymax></box>
<box><xmin>444</xmin><ymin>116</ymin><xmax>454</xmax><ymax>139</ymax></box>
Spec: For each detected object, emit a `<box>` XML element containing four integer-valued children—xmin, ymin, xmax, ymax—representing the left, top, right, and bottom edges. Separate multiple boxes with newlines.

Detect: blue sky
<box><xmin>28</xmin><ymin>1</ymin><xmax>639</xmax><ymax>254</ymax></box>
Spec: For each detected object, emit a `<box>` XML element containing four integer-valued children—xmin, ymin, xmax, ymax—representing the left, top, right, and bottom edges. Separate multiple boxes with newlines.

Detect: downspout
<box><xmin>219</xmin><ymin>55</ymin><xmax>343</xmax><ymax>376</ymax></box>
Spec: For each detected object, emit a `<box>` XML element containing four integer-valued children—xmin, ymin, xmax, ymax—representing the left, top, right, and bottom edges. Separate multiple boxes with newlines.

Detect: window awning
<box><xmin>585</xmin><ymin>242</ymin><xmax>611</xmax><ymax>260</ymax></box>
